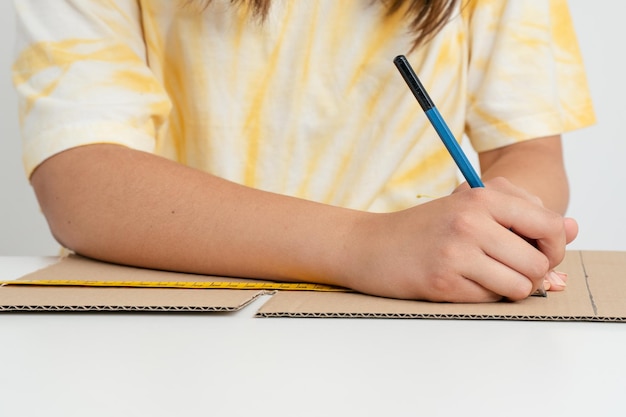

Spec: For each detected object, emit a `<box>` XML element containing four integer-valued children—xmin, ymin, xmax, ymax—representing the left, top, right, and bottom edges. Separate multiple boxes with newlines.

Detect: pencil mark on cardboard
<box><xmin>579</xmin><ymin>251</ymin><xmax>597</xmax><ymax>316</ymax></box>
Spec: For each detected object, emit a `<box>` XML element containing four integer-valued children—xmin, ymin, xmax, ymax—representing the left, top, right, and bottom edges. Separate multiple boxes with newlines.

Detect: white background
<box><xmin>1</xmin><ymin>1</ymin><xmax>624</xmax><ymax>255</ymax></box>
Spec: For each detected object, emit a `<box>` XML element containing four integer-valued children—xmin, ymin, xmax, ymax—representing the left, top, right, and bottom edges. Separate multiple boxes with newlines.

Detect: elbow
<box><xmin>31</xmin><ymin>176</ymin><xmax>84</xmax><ymax>255</ymax></box>
<box><xmin>29</xmin><ymin>152</ymin><xmax>95</xmax><ymax>256</ymax></box>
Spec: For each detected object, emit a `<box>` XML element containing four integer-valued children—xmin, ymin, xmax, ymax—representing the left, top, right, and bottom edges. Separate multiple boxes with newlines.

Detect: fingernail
<box><xmin>550</xmin><ymin>271</ymin><xmax>567</xmax><ymax>287</ymax></box>
<box><xmin>543</xmin><ymin>279</ymin><xmax>551</xmax><ymax>291</ymax></box>
<box><xmin>554</xmin><ymin>271</ymin><xmax>569</xmax><ymax>282</ymax></box>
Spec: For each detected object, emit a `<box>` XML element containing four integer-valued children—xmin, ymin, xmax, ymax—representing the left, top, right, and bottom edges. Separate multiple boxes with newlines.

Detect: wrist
<box><xmin>323</xmin><ymin>210</ymin><xmax>385</xmax><ymax>291</ymax></box>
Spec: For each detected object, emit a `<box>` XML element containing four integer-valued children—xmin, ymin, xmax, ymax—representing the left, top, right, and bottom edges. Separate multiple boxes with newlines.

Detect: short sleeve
<box><xmin>12</xmin><ymin>0</ymin><xmax>171</xmax><ymax>177</ymax></box>
<box><xmin>464</xmin><ymin>0</ymin><xmax>595</xmax><ymax>152</ymax></box>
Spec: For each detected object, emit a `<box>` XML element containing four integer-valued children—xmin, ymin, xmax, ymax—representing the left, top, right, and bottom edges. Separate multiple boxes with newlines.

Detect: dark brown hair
<box><xmin>186</xmin><ymin>0</ymin><xmax>461</xmax><ymax>49</ymax></box>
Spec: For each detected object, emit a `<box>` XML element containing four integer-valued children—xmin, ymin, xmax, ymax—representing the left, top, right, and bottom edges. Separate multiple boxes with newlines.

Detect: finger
<box><xmin>483</xmin><ymin>179</ymin><xmax>569</xmax><ymax>266</ymax></box>
<box><xmin>564</xmin><ymin>217</ymin><xmax>578</xmax><ymax>244</ymax></box>
<box><xmin>478</xmin><ymin>218</ymin><xmax>550</xmax><ymax>285</ymax></box>
<box><xmin>543</xmin><ymin>279</ymin><xmax>551</xmax><ymax>291</ymax></box>
<box><xmin>535</xmin><ymin>228</ymin><xmax>567</xmax><ymax>270</ymax></box>
<box><xmin>488</xmin><ymin>192</ymin><xmax>566</xmax><ymax>269</ymax></box>
<box><xmin>463</xmin><ymin>250</ymin><xmax>535</xmax><ymax>301</ymax></box>
<box><xmin>555</xmin><ymin>270</ymin><xmax>569</xmax><ymax>282</ymax></box>
<box><xmin>545</xmin><ymin>270</ymin><xmax>567</xmax><ymax>292</ymax></box>
<box><xmin>416</xmin><ymin>246</ymin><xmax>503</xmax><ymax>303</ymax></box>
<box><xmin>428</xmin><ymin>274</ymin><xmax>503</xmax><ymax>303</ymax></box>
<box><xmin>451</xmin><ymin>192</ymin><xmax>550</xmax><ymax>286</ymax></box>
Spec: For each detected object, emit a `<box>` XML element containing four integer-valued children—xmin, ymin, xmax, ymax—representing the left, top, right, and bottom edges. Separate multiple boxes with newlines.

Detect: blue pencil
<box><xmin>393</xmin><ymin>55</ymin><xmax>484</xmax><ymax>188</ymax></box>
<box><xmin>393</xmin><ymin>55</ymin><xmax>547</xmax><ymax>297</ymax></box>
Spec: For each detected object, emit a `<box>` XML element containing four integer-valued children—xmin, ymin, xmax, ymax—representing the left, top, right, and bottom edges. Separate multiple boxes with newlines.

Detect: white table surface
<box><xmin>1</xmin><ymin>256</ymin><xmax>625</xmax><ymax>417</ymax></box>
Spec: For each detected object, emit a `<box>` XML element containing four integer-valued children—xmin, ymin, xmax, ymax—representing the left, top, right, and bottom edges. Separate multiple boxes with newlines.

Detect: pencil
<box><xmin>393</xmin><ymin>55</ymin><xmax>483</xmax><ymax>188</ymax></box>
<box><xmin>393</xmin><ymin>55</ymin><xmax>547</xmax><ymax>297</ymax></box>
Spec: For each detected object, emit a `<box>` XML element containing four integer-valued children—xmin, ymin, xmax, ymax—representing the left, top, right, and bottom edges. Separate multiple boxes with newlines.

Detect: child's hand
<box><xmin>342</xmin><ymin>177</ymin><xmax>575</xmax><ymax>302</ymax></box>
<box><xmin>478</xmin><ymin>178</ymin><xmax>578</xmax><ymax>293</ymax></box>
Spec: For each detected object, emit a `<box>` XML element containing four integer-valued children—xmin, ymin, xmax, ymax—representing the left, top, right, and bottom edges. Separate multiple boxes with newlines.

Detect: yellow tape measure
<box><xmin>0</xmin><ymin>279</ymin><xmax>350</xmax><ymax>292</ymax></box>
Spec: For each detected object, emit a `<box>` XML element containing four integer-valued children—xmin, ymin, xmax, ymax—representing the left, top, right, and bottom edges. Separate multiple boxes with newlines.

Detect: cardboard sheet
<box><xmin>0</xmin><ymin>255</ymin><xmax>264</xmax><ymax>312</ymax></box>
<box><xmin>258</xmin><ymin>251</ymin><xmax>626</xmax><ymax>321</ymax></box>
<box><xmin>1</xmin><ymin>251</ymin><xmax>624</xmax><ymax>320</ymax></box>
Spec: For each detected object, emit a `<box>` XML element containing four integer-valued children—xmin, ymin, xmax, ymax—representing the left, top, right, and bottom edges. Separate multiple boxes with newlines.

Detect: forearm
<box><xmin>30</xmin><ymin>142</ymin><xmax>574</xmax><ymax>302</ymax></box>
<box><xmin>31</xmin><ymin>144</ymin><xmax>367</xmax><ymax>285</ymax></box>
<box><xmin>478</xmin><ymin>135</ymin><xmax>570</xmax><ymax>214</ymax></box>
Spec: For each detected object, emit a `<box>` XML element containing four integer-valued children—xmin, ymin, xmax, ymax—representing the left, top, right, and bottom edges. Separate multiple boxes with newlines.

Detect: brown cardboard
<box><xmin>0</xmin><ymin>286</ymin><xmax>262</xmax><ymax>312</ymax></box>
<box><xmin>257</xmin><ymin>251</ymin><xmax>626</xmax><ymax>321</ymax></box>
<box><xmin>0</xmin><ymin>255</ymin><xmax>264</xmax><ymax>312</ymax></box>
<box><xmin>1</xmin><ymin>251</ymin><xmax>625</xmax><ymax>320</ymax></box>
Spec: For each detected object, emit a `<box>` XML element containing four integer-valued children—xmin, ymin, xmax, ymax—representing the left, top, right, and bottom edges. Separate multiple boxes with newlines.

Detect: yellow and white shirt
<box><xmin>12</xmin><ymin>0</ymin><xmax>595</xmax><ymax>212</ymax></box>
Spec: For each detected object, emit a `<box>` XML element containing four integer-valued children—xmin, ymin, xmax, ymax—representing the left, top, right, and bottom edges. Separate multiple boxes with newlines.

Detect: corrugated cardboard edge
<box><xmin>256</xmin><ymin>251</ymin><xmax>626</xmax><ymax>322</ymax></box>
<box><xmin>0</xmin><ymin>255</ymin><xmax>265</xmax><ymax>313</ymax></box>
<box><xmin>0</xmin><ymin>287</ymin><xmax>265</xmax><ymax>313</ymax></box>
<box><xmin>257</xmin><ymin>312</ymin><xmax>622</xmax><ymax>321</ymax></box>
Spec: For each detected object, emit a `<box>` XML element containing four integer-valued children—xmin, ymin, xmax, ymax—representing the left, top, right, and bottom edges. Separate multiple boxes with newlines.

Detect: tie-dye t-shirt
<box><xmin>12</xmin><ymin>0</ymin><xmax>594</xmax><ymax>212</ymax></box>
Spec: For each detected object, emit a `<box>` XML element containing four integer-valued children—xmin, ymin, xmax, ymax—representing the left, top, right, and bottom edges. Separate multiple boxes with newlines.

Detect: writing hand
<box><xmin>343</xmin><ymin>178</ymin><xmax>573</xmax><ymax>302</ymax></box>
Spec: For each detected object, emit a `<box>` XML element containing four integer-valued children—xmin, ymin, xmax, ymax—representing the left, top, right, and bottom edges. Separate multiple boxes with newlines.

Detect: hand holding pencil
<box><xmin>353</xmin><ymin>55</ymin><xmax>577</xmax><ymax>301</ymax></box>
